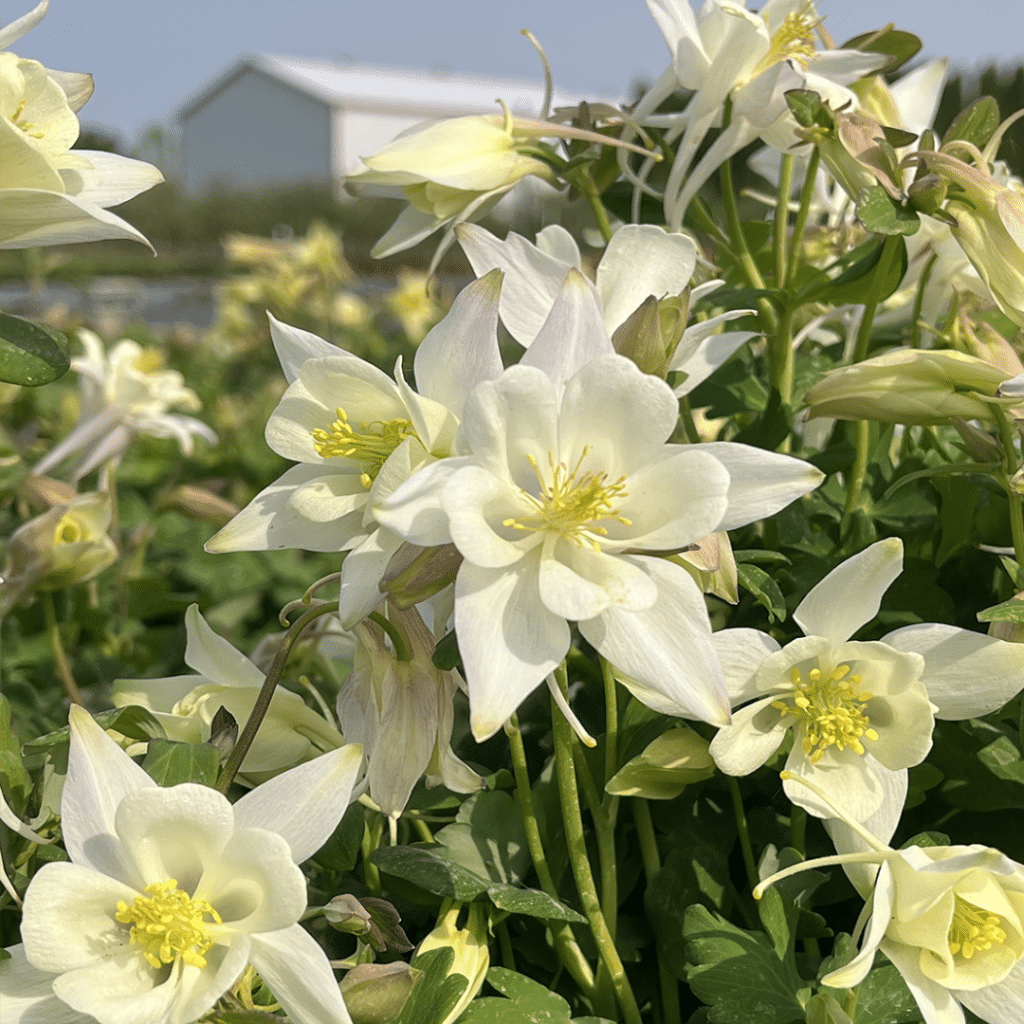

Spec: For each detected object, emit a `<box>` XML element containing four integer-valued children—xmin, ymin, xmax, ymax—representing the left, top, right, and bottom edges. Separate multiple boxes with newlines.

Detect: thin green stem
<box><xmin>215</xmin><ymin>602</ymin><xmax>339</xmax><ymax>793</ymax></box>
<box><xmin>785</xmin><ymin>148</ymin><xmax>820</xmax><ymax>288</ymax></box>
<box><xmin>770</xmin><ymin>304</ymin><xmax>795</xmax><ymax>412</ymax></box>
<box><xmin>573</xmin><ymin>732</ymin><xmax>618</xmax><ymax>942</ymax></box>
<box><xmin>677</xmin><ymin>394</ymin><xmax>703</xmax><ymax>444</ymax></box>
<box><xmin>773</xmin><ymin>154</ymin><xmax>795</xmax><ymax>289</ymax></box>
<box><xmin>411</xmin><ymin>817</ymin><xmax>434</xmax><ymax>843</ymax></box>
<box><xmin>632</xmin><ymin>800</ymin><xmax>682</xmax><ymax>1024</ymax></box>
<box><xmin>842</xmin><ymin>420</ymin><xmax>871</xmax><ymax>524</ymax></box>
<box><xmin>600</xmin><ymin>656</ymin><xmax>619</xmax><ymax>790</ymax></box>
<box><xmin>581</xmin><ymin>179</ymin><xmax>614</xmax><ymax>245</ymax></box>
<box><xmin>790</xmin><ymin>804</ymin><xmax>807</xmax><ymax>858</ymax></box>
<box><xmin>910</xmin><ymin>253</ymin><xmax>939</xmax><ymax>349</ymax></box>
<box><xmin>361</xmin><ymin>815</ymin><xmax>383</xmax><ymax>897</ymax></box>
<box><xmin>504</xmin><ymin>715</ymin><xmax>597</xmax><ymax>997</ymax></box>
<box><xmin>498</xmin><ymin>920</ymin><xmax>516</xmax><ymax>970</ymax></box>
<box><xmin>728</xmin><ymin>776</ymin><xmax>759</xmax><ymax>892</ymax></box>
<box><xmin>553</xmin><ymin>665</ymin><xmax>641</xmax><ymax>1024</ymax></box>
<box><xmin>721</xmin><ymin>158</ymin><xmax>771</xmax><ymax>299</ymax></box>
<box><xmin>367</xmin><ymin>610</ymin><xmax>411</xmax><ymax>662</ymax></box>
<box><xmin>42</xmin><ymin>592</ymin><xmax>83</xmax><ymax>705</ymax></box>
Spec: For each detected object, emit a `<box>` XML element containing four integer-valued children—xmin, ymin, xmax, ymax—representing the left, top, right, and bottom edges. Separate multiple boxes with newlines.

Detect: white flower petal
<box><xmin>596</xmin><ymin>224</ymin><xmax>696</xmax><ymax>335</ymax></box>
<box><xmin>0</xmin><ymin>1</ymin><xmax>50</xmax><ymax>48</ymax></box>
<box><xmin>268</xmin><ymin>314</ymin><xmax>340</xmax><ymax>384</ymax></box>
<box><xmin>794</xmin><ymin>538</ymin><xmax>903</xmax><ymax>644</ymax></box>
<box><xmin>52</xmin><ymin>953</ymin><xmax>169</xmax><ymax>1024</ymax></box>
<box><xmin>62</xmin><ymin>706</ymin><xmax>155</xmax><ymax>884</ymax></box>
<box><xmin>60</xmin><ymin>152</ymin><xmax>163</xmax><ymax>209</ymax></box>
<box><xmin>579</xmin><ymin>555</ymin><xmax>731</xmax><ymax>725</ymax></box>
<box><xmin>414</xmin><ymin>270</ymin><xmax>504</xmax><ymax>417</ymax></box>
<box><xmin>21</xmin><ymin>862</ymin><xmax>136</xmax><ymax>973</ymax></box>
<box><xmin>165</xmin><ymin>940</ymin><xmax>252</xmax><ymax>1024</ymax></box>
<box><xmin>700</xmin><ymin>441</ymin><xmax>824</xmax><ymax>532</ymax></box>
<box><xmin>881</xmin><ymin>940</ymin><xmax>965</xmax><ymax>1024</ymax></box>
<box><xmin>444</xmin><ymin>465</ymin><xmax>533</xmax><ymax>569</ymax></box>
<box><xmin>520</xmin><ymin>269</ymin><xmax>615</xmax><ymax>386</ymax></box>
<box><xmin>709</xmin><ymin>695</ymin><xmax>788</xmax><ymax>775</ymax></box>
<box><xmin>822</xmin><ymin>863</ymin><xmax>896</xmax><ymax>989</ymax></box>
<box><xmin>455</xmin><ymin>557</ymin><xmax>571</xmax><ymax>741</ymax></box>
<box><xmin>0</xmin><ymin>189</ymin><xmax>154</xmax><ymax>250</ymax></box>
<box><xmin>958</xmin><ymin>956</ymin><xmax>1024</xmax><ymax>1024</ymax></box>
<box><xmin>784</xmin><ymin>746</ymin><xmax>894</xmax><ymax>822</ymax></box>
<box><xmin>375</xmin><ymin>457</ymin><xmax>470</xmax><ymax>548</ymax></box>
<box><xmin>543</xmin><ymin>540</ymin><xmax>659</xmax><ymax>619</ymax></box>
<box><xmin>249</xmin><ymin>924</ymin><xmax>353</xmax><ymax>1024</ymax></box>
<box><xmin>337</xmin><ymin>526</ymin><xmax>406</xmax><ymax>628</ymax></box>
<box><xmin>672</xmin><ymin>330</ymin><xmax>757</xmax><ymax>396</ymax></box>
<box><xmin>232</xmin><ymin>744</ymin><xmax>364</xmax><ymax>865</ymax></box>
<box><xmin>710</xmin><ymin>628</ymin><xmax>781</xmax><ymax>703</ymax></box>
<box><xmin>535</xmin><ymin>224</ymin><xmax>582</xmax><ymax>266</ymax></box>
<box><xmin>182</xmin><ymin>604</ymin><xmax>264</xmax><ymax>690</ymax></box>
<box><xmin>0</xmin><ymin>943</ymin><xmax>95</xmax><ymax>1024</ymax></box>
<box><xmin>884</xmin><ymin>623</ymin><xmax>1024</xmax><ymax>720</ymax></box>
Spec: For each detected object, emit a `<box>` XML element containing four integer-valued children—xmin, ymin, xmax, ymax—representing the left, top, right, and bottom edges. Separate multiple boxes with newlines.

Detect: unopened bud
<box><xmin>159</xmin><ymin>484</ymin><xmax>240</xmax><ymax>526</ymax></box>
<box><xmin>380</xmin><ymin>543</ymin><xmax>462</xmax><ymax>608</ymax></box>
<box><xmin>605</xmin><ymin>725</ymin><xmax>715</xmax><ymax>799</ymax></box>
<box><xmin>951</xmin><ymin>417</ymin><xmax>1004</xmax><ymax>463</ymax></box>
<box><xmin>340</xmin><ymin>962</ymin><xmax>418</xmax><ymax>1024</ymax></box>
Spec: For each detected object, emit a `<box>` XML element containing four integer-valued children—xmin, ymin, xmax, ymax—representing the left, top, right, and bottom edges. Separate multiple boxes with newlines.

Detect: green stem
<box><xmin>504</xmin><ymin>715</ymin><xmax>597</xmax><ymax>997</ymax></box>
<box><xmin>994</xmin><ymin>407</ymin><xmax>1024</xmax><ymax>568</ymax></box>
<box><xmin>498</xmin><ymin>920</ymin><xmax>516</xmax><ymax>970</ymax></box>
<box><xmin>411</xmin><ymin>817</ymin><xmax>434</xmax><ymax>843</ymax></box>
<box><xmin>790</xmin><ymin>804</ymin><xmax>807</xmax><ymax>858</ymax></box>
<box><xmin>728</xmin><ymin>776</ymin><xmax>759</xmax><ymax>892</ymax></box>
<box><xmin>42</xmin><ymin>592</ymin><xmax>83</xmax><ymax>705</ymax></box>
<box><xmin>770</xmin><ymin>304</ymin><xmax>795</xmax><ymax>412</ymax></box>
<box><xmin>677</xmin><ymin>394</ymin><xmax>703</xmax><ymax>444</ymax></box>
<box><xmin>785</xmin><ymin>148</ymin><xmax>820</xmax><ymax>288</ymax></box>
<box><xmin>582</xmin><ymin>181</ymin><xmax>614</xmax><ymax>245</ymax></box>
<box><xmin>552</xmin><ymin>665</ymin><xmax>641</xmax><ymax>1024</ymax></box>
<box><xmin>573</xmin><ymin>732</ymin><xmax>618</xmax><ymax>942</ymax></box>
<box><xmin>600</xmin><ymin>657</ymin><xmax>619</xmax><ymax>789</ymax></box>
<box><xmin>215</xmin><ymin>602</ymin><xmax>339</xmax><ymax>793</ymax></box>
<box><xmin>361</xmin><ymin>815</ymin><xmax>383</xmax><ymax>897</ymax></box>
<box><xmin>773</xmin><ymin>154</ymin><xmax>795</xmax><ymax>289</ymax></box>
<box><xmin>632</xmin><ymin>800</ymin><xmax>682</xmax><ymax>1024</ymax></box>
<box><xmin>910</xmin><ymin>253</ymin><xmax>939</xmax><ymax>350</ymax></box>
<box><xmin>842</xmin><ymin>420</ymin><xmax>871</xmax><ymax>524</ymax></box>
<box><xmin>367</xmin><ymin>609</ymin><xmax>411</xmax><ymax>662</ymax></box>
<box><xmin>721</xmin><ymin>158</ymin><xmax>769</xmax><ymax>294</ymax></box>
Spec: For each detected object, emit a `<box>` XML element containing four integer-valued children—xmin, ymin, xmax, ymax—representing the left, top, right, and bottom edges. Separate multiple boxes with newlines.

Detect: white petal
<box><xmin>520</xmin><ymin>269</ymin><xmax>615</xmax><ymax>386</ymax></box>
<box><xmin>579</xmin><ymin>555</ymin><xmax>731</xmax><ymax>725</ymax></box>
<box><xmin>783</xmin><ymin>747</ymin><xmax>894</xmax><ymax>822</ymax></box>
<box><xmin>709</xmin><ymin>695</ymin><xmax>788</xmax><ymax>775</ymax></box>
<box><xmin>62</xmin><ymin>706</ymin><xmax>155</xmax><ymax>884</ymax></box>
<box><xmin>456</xmin><ymin>223</ymin><xmax>570</xmax><ymax>346</ymax></box>
<box><xmin>535</xmin><ymin>224</ymin><xmax>582</xmax><ymax>266</ymax></box>
<box><xmin>21</xmin><ymin>862</ymin><xmax>137</xmax><ymax>972</ymax></box>
<box><xmin>710</xmin><ymin>628</ymin><xmax>781</xmax><ymax>703</ymax></box>
<box><xmin>444</xmin><ymin>465</ymin><xmax>533</xmax><ymax>569</ymax></box>
<box><xmin>455</xmin><ymin>558</ymin><xmax>570</xmax><ymax>741</ymax></box>
<box><xmin>52</xmin><ymin>953</ymin><xmax>170</xmax><ymax>1024</ymax></box>
<box><xmin>794</xmin><ymin>539</ymin><xmax>903</xmax><ymax>644</ymax></box>
<box><xmin>822</xmin><ymin>863</ymin><xmax>895</xmax><ymax>989</ymax></box>
<box><xmin>61</xmin><ymin>152</ymin><xmax>163</xmax><ymax>209</ymax></box>
<box><xmin>541</xmin><ymin>540</ymin><xmax>659</xmax><ymax>620</ymax></box>
<box><xmin>881</xmin><ymin>941</ymin><xmax>965</xmax><ymax>1024</ymax></box>
<box><xmin>700</xmin><ymin>442</ymin><xmax>824</xmax><ymax>532</ymax></box>
<box><xmin>884</xmin><ymin>623</ymin><xmax>1024</xmax><ymax>720</ymax></box>
<box><xmin>672</xmin><ymin>330</ymin><xmax>757</xmax><ymax>396</ymax></box>
<box><xmin>414</xmin><ymin>269</ymin><xmax>504</xmax><ymax>417</ymax></box>
<box><xmin>269</xmin><ymin>314</ymin><xmax>339</xmax><ymax>384</ymax></box>
<box><xmin>232</xmin><ymin>745</ymin><xmax>364</xmax><ymax>865</ymax></box>
<box><xmin>596</xmin><ymin>225</ymin><xmax>696</xmax><ymax>335</ymax></box>
<box><xmin>165</xmin><ymin>940</ymin><xmax>251</xmax><ymax>1024</ymax></box>
<box><xmin>0</xmin><ymin>1</ymin><xmax>50</xmax><ymax>48</ymax></box>
<box><xmin>182</xmin><ymin>604</ymin><xmax>264</xmax><ymax>689</ymax></box>
<box><xmin>337</xmin><ymin>527</ymin><xmax>405</xmax><ymax>628</ymax></box>
<box><xmin>0</xmin><ymin>189</ymin><xmax>154</xmax><ymax>250</ymax></box>
<box><xmin>205</xmin><ymin>464</ymin><xmax>367</xmax><ymax>553</ymax></box>
<box><xmin>249</xmin><ymin>924</ymin><xmax>353</xmax><ymax>1024</ymax></box>
<box><xmin>0</xmin><ymin>943</ymin><xmax>94</xmax><ymax>1024</ymax></box>
<box><xmin>958</xmin><ymin>956</ymin><xmax>1024</xmax><ymax>1024</ymax></box>
<box><xmin>375</xmin><ymin>457</ymin><xmax>469</xmax><ymax>548</ymax></box>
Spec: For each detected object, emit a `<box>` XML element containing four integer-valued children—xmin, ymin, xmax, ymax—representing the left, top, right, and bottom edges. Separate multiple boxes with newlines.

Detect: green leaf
<box><xmin>0</xmin><ymin>695</ymin><xmax>29</xmax><ymax>809</ymax></box>
<box><xmin>433</xmin><ymin>629</ymin><xmax>461</xmax><ymax>671</ymax></box>
<box><xmin>485</xmin><ymin>883</ymin><xmax>586</xmax><ymax>923</ymax></box>
<box><xmin>371</xmin><ymin>844</ymin><xmax>490</xmax><ymax>902</ymax></box>
<box><xmin>733</xmin><ymin>550</ymin><xmax>792</xmax><ymax>566</ymax></box>
<box><xmin>841</xmin><ymin>27</ymin><xmax>922</xmax><ymax>73</ymax></box>
<box><xmin>737</xmin><ymin>563</ymin><xmax>787</xmax><ymax>623</ymax></box>
<box><xmin>977</xmin><ymin>597</ymin><xmax>1024</xmax><ymax>625</ymax></box>
<box><xmin>312</xmin><ymin>801</ymin><xmax>365</xmax><ymax>873</ymax></box>
<box><xmin>797</xmin><ymin>236</ymin><xmax>908</xmax><ymax>306</ymax></box>
<box><xmin>0</xmin><ymin>311</ymin><xmax>70</xmax><ymax>386</ymax></box>
<box><xmin>785</xmin><ymin>89</ymin><xmax>829</xmax><ymax>129</ymax></box>
<box><xmin>855</xmin><ymin>186</ymin><xmax>920</xmax><ymax>236</ymax></box>
<box><xmin>457</xmin><ymin>967</ymin><xmax>574</xmax><ymax>1023</ymax></box>
<box><xmin>141</xmin><ymin>739</ymin><xmax>219</xmax><ymax>787</ymax></box>
<box><xmin>23</xmin><ymin>704</ymin><xmax>166</xmax><ymax>753</ymax></box>
<box><xmin>683</xmin><ymin>904</ymin><xmax>806</xmax><ymax>1023</ymax></box>
<box><xmin>943</xmin><ymin>96</ymin><xmax>1001</xmax><ymax>151</ymax></box>
<box><xmin>900</xmin><ymin>830</ymin><xmax>952</xmax><ymax>849</ymax></box>
<box><xmin>977</xmin><ymin>735</ymin><xmax>1024</xmax><ymax>784</ymax></box>
<box><xmin>435</xmin><ymin>790</ymin><xmax>530</xmax><ymax>885</ymax></box>
<box><xmin>395</xmin><ymin>948</ymin><xmax>468</xmax><ymax>1024</ymax></box>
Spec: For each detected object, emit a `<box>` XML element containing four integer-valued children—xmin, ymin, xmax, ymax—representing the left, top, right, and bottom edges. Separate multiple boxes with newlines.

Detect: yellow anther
<box><xmin>310</xmin><ymin>406</ymin><xmax>418</xmax><ymax>488</ymax></box>
<box><xmin>115</xmin><ymin>878</ymin><xmax>221</xmax><ymax>970</ymax></box>
<box><xmin>776</xmin><ymin>662</ymin><xmax>877</xmax><ymax>762</ymax></box>
<box><xmin>504</xmin><ymin>447</ymin><xmax>630</xmax><ymax>551</ymax></box>
<box><xmin>750</xmin><ymin>6</ymin><xmax>819</xmax><ymax>80</ymax></box>
<box><xmin>949</xmin><ymin>896</ymin><xmax>1007</xmax><ymax>959</ymax></box>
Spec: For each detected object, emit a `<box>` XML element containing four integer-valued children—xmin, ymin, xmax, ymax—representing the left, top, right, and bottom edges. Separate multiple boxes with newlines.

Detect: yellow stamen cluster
<box><xmin>53</xmin><ymin>512</ymin><xmax>83</xmax><ymax>545</ymax></box>
<box><xmin>311</xmin><ymin>406</ymin><xmax>418</xmax><ymax>488</ymax></box>
<box><xmin>751</xmin><ymin>7</ymin><xmax>819</xmax><ymax>79</ymax></box>
<box><xmin>131</xmin><ymin>349</ymin><xmax>166</xmax><ymax>374</ymax></box>
<box><xmin>10</xmin><ymin>96</ymin><xmax>44</xmax><ymax>139</ymax></box>
<box><xmin>948</xmin><ymin>896</ymin><xmax>1007</xmax><ymax>960</ymax></box>
<box><xmin>503</xmin><ymin>448</ymin><xmax>631</xmax><ymax>552</ymax></box>
<box><xmin>115</xmin><ymin>878</ymin><xmax>221</xmax><ymax>970</ymax></box>
<box><xmin>773</xmin><ymin>663</ymin><xmax>878</xmax><ymax>764</ymax></box>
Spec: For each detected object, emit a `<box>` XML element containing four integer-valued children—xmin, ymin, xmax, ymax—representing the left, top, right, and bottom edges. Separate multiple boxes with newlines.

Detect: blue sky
<box><xmin>9</xmin><ymin>0</ymin><xmax>1024</xmax><ymax>146</ymax></box>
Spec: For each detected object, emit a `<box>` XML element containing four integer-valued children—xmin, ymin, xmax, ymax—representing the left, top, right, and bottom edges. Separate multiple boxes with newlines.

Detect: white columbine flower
<box><xmin>377</xmin><ymin>349</ymin><xmax>823</xmax><ymax>740</ymax></box>
<box><xmin>456</xmin><ymin>222</ymin><xmax>757</xmax><ymax>394</ymax></box>
<box><xmin>205</xmin><ymin>272</ymin><xmax>505</xmax><ymax>627</ymax></box>
<box><xmin>111</xmin><ymin>604</ymin><xmax>345</xmax><ymax>785</ymax></box>
<box><xmin>0</xmin><ymin>704</ymin><xmax>363</xmax><ymax>1024</ymax></box>
<box><xmin>0</xmin><ymin>2</ymin><xmax>163</xmax><ymax>249</ymax></box>
<box><xmin>757</xmin><ymin>776</ymin><xmax>1024</xmax><ymax>1024</ymax></box>
<box><xmin>710</xmin><ymin>538</ymin><xmax>1024</xmax><ymax>823</ymax></box>
<box><xmin>32</xmin><ymin>330</ymin><xmax>217</xmax><ymax>480</ymax></box>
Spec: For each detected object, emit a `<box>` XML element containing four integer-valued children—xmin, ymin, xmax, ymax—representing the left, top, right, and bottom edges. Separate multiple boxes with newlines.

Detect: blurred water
<box><xmin>0</xmin><ymin>277</ymin><xmax>218</xmax><ymax>335</ymax></box>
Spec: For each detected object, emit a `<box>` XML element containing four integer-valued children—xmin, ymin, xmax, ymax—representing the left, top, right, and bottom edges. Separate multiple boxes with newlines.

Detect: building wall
<box><xmin>180</xmin><ymin>67</ymin><xmax>331</xmax><ymax>193</ymax></box>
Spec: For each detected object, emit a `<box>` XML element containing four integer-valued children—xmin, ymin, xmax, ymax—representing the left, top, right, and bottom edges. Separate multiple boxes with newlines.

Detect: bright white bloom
<box><xmin>205</xmin><ymin>275</ymin><xmax>505</xmax><ymax>627</ymax></box>
<box><xmin>32</xmin><ymin>331</ymin><xmax>217</xmax><ymax>480</ymax></box>
<box><xmin>456</xmin><ymin>222</ymin><xmax>757</xmax><ymax>393</ymax></box>
<box><xmin>377</xmin><ymin>348</ymin><xmax>823</xmax><ymax>740</ymax></box>
<box><xmin>710</xmin><ymin>539</ymin><xmax>1024</xmax><ymax>822</ymax></box>
<box><xmin>338</xmin><ymin>603</ymin><xmax>483</xmax><ymax>819</ymax></box>
<box><xmin>0</xmin><ymin>3</ymin><xmax>163</xmax><ymax>249</ymax></box>
<box><xmin>630</xmin><ymin>0</ymin><xmax>886</xmax><ymax>227</ymax></box>
<box><xmin>758</xmin><ymin>782</ymin><xmax>1024</xmax><ymax>1024</ymax></box>
<box><xmin>0</xmin><ymin>705</ymin><xmax>362</xmax><ymax>1024</ymax></box>
<box><xmin>111</xmin><ymin>604</ymin><xmax>345</xmax><ymax>785</ymax></box>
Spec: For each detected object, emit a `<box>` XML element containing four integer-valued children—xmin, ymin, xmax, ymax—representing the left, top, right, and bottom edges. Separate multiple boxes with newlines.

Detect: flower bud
<box><xmin>414</xmin><ymin>902</ymin><xmax>490</xmax><ymax>1024</ymax></box>
<box><xmin>339</xmin><ymin>962</ymin><xmax>418</xmax><ymax>1024</ymax></box>
<box><xmin>605</xmin><ymin>725</ymin><xmax>715</xmax><ymax>799</ymax></box>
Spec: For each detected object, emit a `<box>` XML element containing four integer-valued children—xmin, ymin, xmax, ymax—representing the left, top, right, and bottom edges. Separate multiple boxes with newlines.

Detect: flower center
<box><xmin>115</xmin><ymin>878</ymin><xmax>222</xmax><ymax>970</ymax></box>
<box><xmin>750</xmin><ymin>7</ymin><xmax>818</xmax><ymax>80</ymax></box>
<box><xmin>949</xmin><ymin>896</ymin><xmax>1007</xmax><ymax>960</ymax></box>
<box><xmin>54</xmin><ymin>512</ymin><xmax>83</xmax><ymax>545</ymax></box>
<box><xmin>502</xmin><ymin>448</ymin><xmax>631</xmax><ymax>551</ymax></box>
<box><xmin>10</xmin><ymin>97</ymin><xmax>44</xmax><ymax>139</ymax></box>
<box><xmin>311</xmin><ymin>406</ymin><xmax>419</xmax><ymax>488</ymax></box>
<box><xmin>772</xmin><ymin>664</ymin><xmax>878</xmax><ymax>763</ymax></box>
<box><xmin>131</xmin><ymin>349</ymin><xmax>165</xmax><ymax>374</ymax></box>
